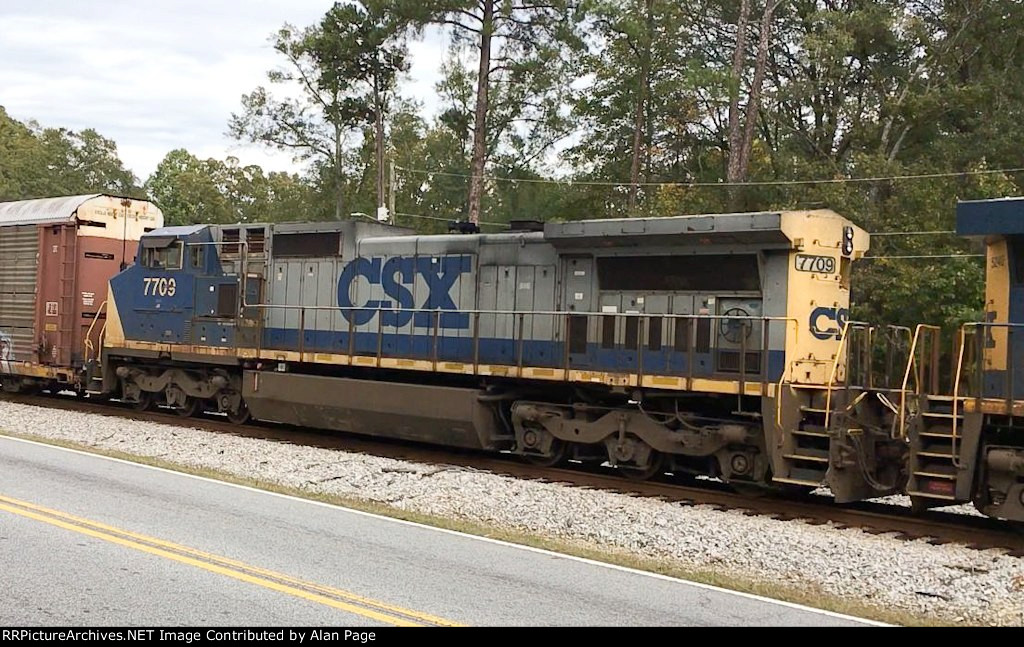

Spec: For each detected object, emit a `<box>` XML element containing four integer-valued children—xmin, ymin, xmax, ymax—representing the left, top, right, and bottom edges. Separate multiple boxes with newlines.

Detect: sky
<box><xmin>0</xmin><ymin>0</ymin><xmax>448</xmax><ymax>181</ymax></box>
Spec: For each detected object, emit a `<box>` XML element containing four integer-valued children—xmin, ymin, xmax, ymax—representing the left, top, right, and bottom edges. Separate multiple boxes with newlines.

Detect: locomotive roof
<box><xmin>543</xmin><ymin>209</ymin><xmax>845</xmax><ymax>248</ymax></box>
<box><xmin>956</xmin><ymin>197</ymin><xmax>1024</xmax><ymax>237</ymax></box>
<box><xmin>0</xmin><ymin>193</ymin><xmax>129</xmax><ymax>227</ymax></box>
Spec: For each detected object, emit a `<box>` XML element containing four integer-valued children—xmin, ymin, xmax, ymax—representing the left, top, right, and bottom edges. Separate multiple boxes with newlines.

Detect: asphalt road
<box><xmin>0</xmin><ymin>435</ymin><xmax>878</xmax><ymax>626</ymax></box>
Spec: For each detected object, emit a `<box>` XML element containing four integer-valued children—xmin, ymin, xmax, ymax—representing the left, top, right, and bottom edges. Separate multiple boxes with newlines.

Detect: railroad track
<box><xmin>3</xmin><ymin>391</ymin><xmax>1022</xmax><ymax>557</ymax></box>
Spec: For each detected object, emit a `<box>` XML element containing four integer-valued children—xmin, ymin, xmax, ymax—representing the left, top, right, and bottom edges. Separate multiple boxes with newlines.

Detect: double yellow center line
<box><xmin>0</xmin><ymin>493</ymin><xmax>462</xmax><ymax>627</ymax></box>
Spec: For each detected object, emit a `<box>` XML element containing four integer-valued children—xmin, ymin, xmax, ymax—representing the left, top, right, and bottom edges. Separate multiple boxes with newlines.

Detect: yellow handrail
<box><xmin>83</xmin><ymin>300</ymin><xmax>108</xmax><ymax>364</ymax></box>
<box><xmin>823</xmin><ymin>321</ymin><xmax>858</xmax><ymax>431</ymax></box>
<box><xmin>773</xmin><ymin>318</ymin><xmax>802</xmax><ymax>430</ymax></box>
<box><xmin>950</xmin><ymin>325</ymin><xmax>971</xmax><ymax>468</ymax></box>
<box><xmin>896</xmin><ymin>324</ymin><xmax>941</xmax><ymax>439</ymax></box>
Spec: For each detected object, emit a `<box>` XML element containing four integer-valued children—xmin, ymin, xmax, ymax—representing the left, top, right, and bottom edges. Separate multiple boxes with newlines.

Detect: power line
<box><xmin>395</xmin><ymin>164</ymin><xmax>1024</xmax><ymax>189</ymax></box>
<box><xmin>863</xmin><ymin>254</ymin><xmax>984</xmax><ymax>259</ymax></box>
<box><xmin>871</xmin><ymin>230</ymin><xmax>955</xmax><ymax>236</ymax></box>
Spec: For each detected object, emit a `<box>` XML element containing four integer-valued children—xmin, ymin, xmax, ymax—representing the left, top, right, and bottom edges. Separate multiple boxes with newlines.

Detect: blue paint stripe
<box><xmin>262</xmin><ymin>328</ymin><xmax>785</xmax><ymax>381</ymax></box>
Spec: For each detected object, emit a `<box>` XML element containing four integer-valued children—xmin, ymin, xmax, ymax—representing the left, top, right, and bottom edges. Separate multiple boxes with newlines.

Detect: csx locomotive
<box><xmin>93</xmin><ymin>209</ymin><xmax>900</xmax><ymax>501</ymax></box>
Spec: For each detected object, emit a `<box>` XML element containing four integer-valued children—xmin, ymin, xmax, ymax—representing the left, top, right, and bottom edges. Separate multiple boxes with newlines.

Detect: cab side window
<box><xmin>143</xmin><ymin>243</ymin><xmax>183</xmax><ymax>270</ymax></box>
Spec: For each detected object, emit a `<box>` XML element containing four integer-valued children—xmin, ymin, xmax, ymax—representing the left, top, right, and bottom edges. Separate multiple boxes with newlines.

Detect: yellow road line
<box><xmin>0</xmin><ymin>494</ymin><xmax>463</xmax><ymax>627</ymax></box>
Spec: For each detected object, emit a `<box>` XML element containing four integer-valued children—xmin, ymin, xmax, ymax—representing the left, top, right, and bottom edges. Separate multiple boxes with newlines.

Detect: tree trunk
<box><xmin>467</xmin><ymin>0</ymin><xmax>495</xmax><ymax>226</ymax></box>
<box><xmin>726</xmin><ymin>0</ymin><xmax>751</xmax><ymax>186</ymax></box>
<box><xmin>334</xmin><ymin>125</ymin><xmax>344</xmax><ymax>221</ymax></box>
<box><xmin>374</xmin><ymin>70</ymin><xmax>386</xmax><ymax>217</ymax></box>
<box><xmin>735</xmin><ymin>0</ymin><xmax>779</xmax><ymax>182</ymax></box>
<box><xmin>628</xmin><ymin>0</ymin><xmax>654</xmax><ymax>215</ymax></box>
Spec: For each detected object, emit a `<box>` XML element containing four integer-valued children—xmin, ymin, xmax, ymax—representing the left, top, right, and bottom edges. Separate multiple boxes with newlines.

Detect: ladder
<box><xmin>906</xmin><ymin>395</ymin><xmax>975</xmax><ymax>507</ymax></box>
<box><xmin>55</xmin><ymin>225</ymin><xmax>78</xmax><ymax>367</ymax></box>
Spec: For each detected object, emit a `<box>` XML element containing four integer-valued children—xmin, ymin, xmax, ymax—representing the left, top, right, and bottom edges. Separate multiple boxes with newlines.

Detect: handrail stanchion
<box><xmin>738</xmin><ymin>318</ymin><xmax>747</xmax><ymax>412</ymax></box>
<box><xmin>951</xmin><ymin>325</ymin><xmax>970</xmax><ymax>468</ymax></box>
<box><xmin>638</xmin><ymin>314</ymin><xmax>645</xmax><ymax>385</ymax></box>
<box><xmin>761</xmin><ymin>318</ymin><xmax>769</xmax><ymax>397</ymax></box>
<box><xmin>517</xmin><ymin>313</ymin><xmax>525</xmax><ymax>374</ymax></box>
<box><xmin>377</xmin><ymin>308</ymin><xmax>385</xmax><ymax>367</ymax></box>
<box><xmin>431</xmin><ymin>311</ymin><xmax>440</xmax><ymax>371</ymax></box>
<box><xmin>1008</xmin><ymin>326</ymin><xmax>1015</xmax><ymax>421</ymax></box>
<box><xmin>473</xmin><ymin>312</ymin><xmax>480</xmax><ymax>374</ymax></box>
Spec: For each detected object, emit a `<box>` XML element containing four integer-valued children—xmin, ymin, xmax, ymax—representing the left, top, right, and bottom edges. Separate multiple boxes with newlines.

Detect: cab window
<box><xmin>143</xmin><ymin>243</ymin><xmax>183</xmax><ymax>270</ymax></box>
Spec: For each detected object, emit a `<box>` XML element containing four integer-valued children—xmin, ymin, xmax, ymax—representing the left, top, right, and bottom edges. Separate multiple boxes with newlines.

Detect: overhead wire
<box><xmin>395</xmin><ymin>164</ymin><xmax>1024</xmax><ymax>188</ymax></box>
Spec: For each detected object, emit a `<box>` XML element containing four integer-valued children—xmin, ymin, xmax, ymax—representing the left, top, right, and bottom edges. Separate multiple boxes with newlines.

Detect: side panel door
<box><xmin>560</xmin><ymin>256</ymin><xmax>594</xmax><ymax>367</ymax></box>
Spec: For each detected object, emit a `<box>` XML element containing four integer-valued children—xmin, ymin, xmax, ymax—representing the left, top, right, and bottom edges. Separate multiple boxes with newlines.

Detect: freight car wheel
<box><xmin>132</xmin><ymin>391</ymin><xmax>156</xmax><ymax>412</ymax></box>
<box><xmin>226</xmin><ymin>401</ymin><xmax>251</xmax><ymax>425</ymax></box>
<box><xmin>524</xmin><ymin>439</ymin><xmax>568</xmax><ymax>467</ymax></box>
<box><xmin>620</xmin><ymin>451</ymin><xmax>665</xmax><ymax>481</ymax></box>
<box><xmin>175</xmin><ymin>397</ymin><xmax>201</xmax><ymax>418</ymax></box>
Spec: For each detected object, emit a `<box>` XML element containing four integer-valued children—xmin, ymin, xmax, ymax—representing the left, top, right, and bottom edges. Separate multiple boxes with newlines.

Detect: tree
<box><xmin>724</xmin><ymin>0</ymin><xmax>783</xmax><ymax>210</ymax></box>
<box><xmin>568</xmin><ymin>0</ymin><xmax>696</xmax><ymax>216</ymax></box>
<box><xmin>229</xmin><ymin>3</ymin><xmax>410</xmax><ymax>220</ymax></box>
<box><xmin>145</xmin><ymin>149</ymin><xmax>319</xmax><ymax>226</ymax></box>
<box><xmin>0</xmin><ymin>107</ymin><xmax>138</xmax><ymax>201</ymax></box>
<box><xmin>146</xmin><ymin>150</ymin><xmax>232</xmax><ymax>225</ymax></box>
<box><xmin>315</xmin><ymin>1</ymin><xmax>410</xmax><ymax>217</ymax></box>
<box><xmin>0</xmin><ymin>107</ymin><xmax>46</xmax><ymax>200</ymax></box>
<box><xmin>404</xmin><ymin>0</ymin><xmax>585</xmax><ymax>225</ymax></box>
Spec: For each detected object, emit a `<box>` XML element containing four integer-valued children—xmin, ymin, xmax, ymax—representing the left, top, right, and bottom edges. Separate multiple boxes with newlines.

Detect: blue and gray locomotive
<box><xmin>98</xmin><ymin>210</ymin><xmax>915</xmax><ymax>501</ymax></box>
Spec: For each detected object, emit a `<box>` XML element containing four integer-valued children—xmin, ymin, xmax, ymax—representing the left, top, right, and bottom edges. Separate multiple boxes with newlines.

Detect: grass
<box><xmin>0</xmin><ymin>428</ymin><xmax>951</xmax><ymax>627</ymax></box>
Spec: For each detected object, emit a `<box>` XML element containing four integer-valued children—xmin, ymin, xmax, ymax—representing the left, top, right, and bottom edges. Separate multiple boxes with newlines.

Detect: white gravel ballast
<box><xmin>1</xmin><ymin>399</ymin><xmax>1022</xmax><ymax>625</ymax></box>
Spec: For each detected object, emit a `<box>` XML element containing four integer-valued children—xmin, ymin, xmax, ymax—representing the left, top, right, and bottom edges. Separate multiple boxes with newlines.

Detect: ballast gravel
<box><xmin>1</xmin><ymin>400</ymin><xmax>1021</xmax><ymax>626</ymax></box>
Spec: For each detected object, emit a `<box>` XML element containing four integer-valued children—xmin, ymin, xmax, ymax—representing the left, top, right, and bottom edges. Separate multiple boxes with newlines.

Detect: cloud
<box><xmin>0</xmin><ymin>1</ymin><xmax>447</xmax><ymax>181</ymax></box>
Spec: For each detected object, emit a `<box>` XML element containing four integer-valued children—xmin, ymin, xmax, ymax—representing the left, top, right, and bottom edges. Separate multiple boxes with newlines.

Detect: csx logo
<box><xmin>810</xmin><ymin>306</ymin><xmax>849</xmax><ymax>341</ymax></box>
<box><xmin>338</xmin><ymin>255</ymin><xmax>472</xmax><ymax>328</ymax></box>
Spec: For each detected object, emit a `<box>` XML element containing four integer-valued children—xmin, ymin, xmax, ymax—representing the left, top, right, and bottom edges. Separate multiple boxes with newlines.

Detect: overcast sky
<box><xmin>0</xmin><ymin>0</ymin><xmax>448</xmax><ymax>181</ymax></box>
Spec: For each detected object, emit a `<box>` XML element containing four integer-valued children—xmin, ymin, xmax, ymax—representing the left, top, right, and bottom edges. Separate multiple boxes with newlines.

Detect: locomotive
<box><xmin>93</xmin><ymin>209</ymin><xmax>904</xmax><ymax>502</ymax></box>
<box><xmin>895</xmin><ymin>197</ymin><xmax>1024</xmax><ymax>521</ymax></box>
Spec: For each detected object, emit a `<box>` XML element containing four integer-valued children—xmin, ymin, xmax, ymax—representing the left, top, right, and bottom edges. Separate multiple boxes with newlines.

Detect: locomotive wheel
<box><xmin>226</xmin><ymin>401</ymin><xmax>251</xmax><ymax>425</ymax></box>
<box><xmin>132</xmin><ymin>391</ymin><xmax>156</xmax><ymax>412</ymax></box>
<box><xmin>524</xmin><ymin>438</ymin><xmax>568</xmax><ymax>467</ymax></box>
<box><xmin>620</xmin><ymin>451</ymin><xmax>665</xmax><ymax>481</ymax></box>
<box><xmin>175</xmin><ymin>396</ymin><xmax>201</xmax><ymax>418</ymax></box>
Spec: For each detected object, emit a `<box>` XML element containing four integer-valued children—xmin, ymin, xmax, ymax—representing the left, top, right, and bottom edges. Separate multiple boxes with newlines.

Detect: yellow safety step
<box><xmin>772</xmin><ymin>476</ymin><xmax>821</xmax><ymax>487</ymax></box>
<box><xmin>913</xmin><ymin>471</ymin><xmax>957</xmax><ymax>480</ymax></box>
<box><xmin>916</xmin><ymin>451</ymin><xmax>956</xmax><ymax>459</ymax></box>
<box><xmin>793</xmin><ymin>429</ymin><xmax>829</xmax><ymax>438</ymax></box>
<box><xmin>784</xmin><ymin>453</ymin><xmax>829</xmax><ymax>463</ymax></box>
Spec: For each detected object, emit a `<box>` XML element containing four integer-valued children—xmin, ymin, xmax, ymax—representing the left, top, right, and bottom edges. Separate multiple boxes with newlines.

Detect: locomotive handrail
<box><xmin>767</xmin><ymin>318</ymin><xmax>803</xmax><ymax>430</ymax></box>
<box><xmin>83</xmin><ymin>300</ymin><xmax>109</xmax><ymax>365</ymax></box>
<box><xmin>896</xmin><ymin>324</ymin><xmax>942</xmax><ymax>440</ymax></box>
<box><xmin>951</xmin><ymin>324</ymin><xmax>971</xmax><ymax>468</ymax></box>
<box><xmin>951</xmin><ymin>321</ymin><xmax>1024</xmax><ymax>467</ymax></box>
<box><xmin>251</xmin><ymin>299</ymin><xmax>800</xmax><ymax>394</ymax></box>
<box><xmin>823</xmin><ymin>320</ymin><xmax>870</xmax><ymax>431</ymax></box>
